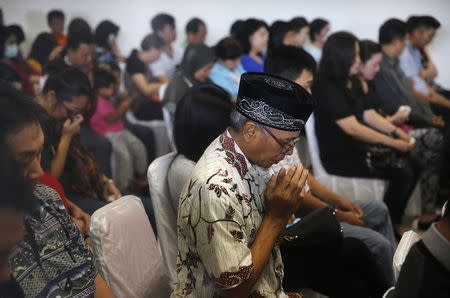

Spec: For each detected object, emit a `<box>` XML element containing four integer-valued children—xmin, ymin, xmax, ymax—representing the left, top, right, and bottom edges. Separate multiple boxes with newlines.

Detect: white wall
<box><xmin>2</xmin><ymin>0</ymin><xmax>450</xmax><ymax>86</ymax></box>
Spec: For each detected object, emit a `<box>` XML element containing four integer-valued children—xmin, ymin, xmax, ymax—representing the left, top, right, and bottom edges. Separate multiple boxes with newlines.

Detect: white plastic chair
<box><xmin>125</xmin><ymin>111</ymin><xmax>172</xmax><ymax>158</ymax></box>
<box><xmin>147</xmin><ymin>153</ymin><xmax>178</xmax><ymax>287</ymax></box>
<box><xmin>392</xmin><ymin>230</ymin><xmax>421</xmax><ymax>281</ymax></box>
<box><xmin>159</xmin><ymin>83</ymin><xmax>176</xmax><ymax>151</ymax></box>
<box><xmin>90</xmin><ymin>195</ymin><xmax>170</xmax><ymax>298</ymax></box>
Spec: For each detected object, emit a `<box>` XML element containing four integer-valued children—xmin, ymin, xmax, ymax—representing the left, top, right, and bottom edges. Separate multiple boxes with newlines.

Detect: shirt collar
<box><xmin>222</xmin><ymin>129</ymin><xmax>259</xmax><ymax>179</ymax></box>
<box><xmin>422</xmin><ymin>223</ymin><xmax>450</xmax><ymax>272</ymax></box>
<box><xmin>383</xmin><ymin>52</ymin><xmax>398</xmax><ymax>68</ymax></box>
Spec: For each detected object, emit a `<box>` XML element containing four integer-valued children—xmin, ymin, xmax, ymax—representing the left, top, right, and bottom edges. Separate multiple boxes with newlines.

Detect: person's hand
<box><xmin>62</xmin><ymin>114</ymin><xmax>84</xmax><ymax>138</ymax></box>
<box><xmin>73</xmin><ymin>217</ymin><xmax>89</xmax><ymax>237</ymax></box>
<box><xmin>432</xmin><ymin>116</ymin><xmax>445</xmax><ymax>127</ymax></box>
<box><xmin>104</xmin><ymin>178</ymin><xmax>121</xmax><ymax>200</ymax></box>
<box><xmin>425</xmin><ymin>63</ymin><xmax>438</xmax><ymax>79</ymax></box>
<box><xmin>394</xmin><ymin>127</ymin><xmax>413</xmax><ymax>143</ymax></box>
<box><xmin>337</xmin><ymin>198</ymin><xmax>364</xmax><ymax>217</ymax></box>
<box><xmin>118</xmin><ymin>98</ymin><xmax>131</xmax><ymax>111</ymax></box>
<box><xmin>336</xmin><ymin>210</ymin><xmax>364</xmax><ymax>226</ymax></box>
<box><xmin>264</xmin><ymin>165</ymin><xmax>309</xmax><ymax>222</ymax></box>
<box><xmin>157</xmin><ymin>75</ymin><xmax>169</xmax><ymax>84</ymax></box>
<box><xmin>391</xmin><ymin>139</ymin><xmax>414</xmax><ymax>152</ymax></box>
<box><xmin>49</xmin><ymin>46</ymin><xmax>63</xmax><ymax>61</ymax></box>
<box><xmin>67</xmin><ymin>203</ymin><xmax>91</xmax><ymax>237</ymax></box>
<box><xmin>391</xmin><ymin>110</ymin><xmax>410</xmax><ymax>125</ymax></box>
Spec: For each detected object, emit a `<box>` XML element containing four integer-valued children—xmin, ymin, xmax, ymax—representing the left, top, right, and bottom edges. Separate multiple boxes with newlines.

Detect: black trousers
<box><xmin>375</xmin><ymin>164</ymin><xmax>417</xmax><ymax>225</ymax></box>
<box><xmin>281</xmin><ymin>237</ymin><xmax>390</xmax><ymax>298</ymax></box>
<box><xmin>80</xmin><ymin>125</ymin><xmax>112</xmax><ymax>178</ymax></box>
<box><xmin>124</xmin><ymin>120</ymin><xmax>157</xmax><ymax>163</ymax></box>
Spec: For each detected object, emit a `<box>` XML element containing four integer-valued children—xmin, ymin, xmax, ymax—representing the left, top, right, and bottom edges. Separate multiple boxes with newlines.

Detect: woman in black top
<box><xmin>356</xmin><ymin>40</ymin><xmax>444</xmax><ymax>228</ymax></box>
<box><xmin>125</xmin><ymin>33</ymin><xmax>167</xmax><ymax>121</ymax></box>
<box><xmin>313</xmin><ymin>32</ymin><xmax>416</xmax><ymax>236</ymax></box>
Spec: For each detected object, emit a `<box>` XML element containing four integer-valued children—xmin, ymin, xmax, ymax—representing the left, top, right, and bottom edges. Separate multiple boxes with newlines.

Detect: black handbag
<box><xmin>365</xmin><ymin>143</ymin><xmax>409</xmax><ymax>172</ymax></box>
<box><xmin>281</xmin><ymin>206</ymin><xmax>343</xmax><ymax>248</ymax></box>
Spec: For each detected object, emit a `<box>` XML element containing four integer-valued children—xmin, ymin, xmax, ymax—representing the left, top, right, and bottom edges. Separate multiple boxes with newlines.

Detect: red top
<box><xmin>38</xmin><ymin>172</ymin><xmax>69</xmax><ymax>209</ymax></box>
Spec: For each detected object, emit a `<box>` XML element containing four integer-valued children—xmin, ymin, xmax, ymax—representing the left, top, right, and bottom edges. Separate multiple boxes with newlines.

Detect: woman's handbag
<box><xmin>281</xmin><ymin>206</ymin><xmax>343</xmax><ymax>248</ymax></box>
<box><xmin>365</xmin><ymin>143</ymin><xmax>409</xmax><ymax>172</ymax></box>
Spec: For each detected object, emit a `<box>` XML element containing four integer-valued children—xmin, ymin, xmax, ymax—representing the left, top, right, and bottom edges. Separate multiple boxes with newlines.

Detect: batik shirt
<box><xmin>172</xmin><ymin>131</ymin><xmax>295</xmax><ymax>298</ymax></box>
<box><xmin>8</xmin><ymin>184</ymin><xmax>97</xmax><ymax>298</ymax></box>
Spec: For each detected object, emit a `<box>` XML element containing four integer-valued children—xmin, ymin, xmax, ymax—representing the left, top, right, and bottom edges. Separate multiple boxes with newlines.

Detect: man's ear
<box><xmin>242</xmin><ymin>121</ymin><xmax>259</xmax><ymax>143</ymax></box>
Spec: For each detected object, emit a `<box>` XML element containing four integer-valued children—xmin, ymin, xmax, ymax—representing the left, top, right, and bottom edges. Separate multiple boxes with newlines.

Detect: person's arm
<box><xmin>307</xmin><ymin>175</ymin><xmax>348</xmax><ymax>206</ymax></box>
<box><xmin>102</xmin><ymin>176</ymin><xmax>121</xmax><ymax>200</ymax></box>
<box><xmin>419</xmin><ymin>63</ymin><xmax>438</xmax><ymax>80</ymax></box>
<box><xmin>363</xmin><ymin>109</ymin><xmax>412</xmax><ymax>142</ymax></box>
<box><xmin>51</xmin><ymin>115</ymin><xmax>84</xmax><ymax>179</ymax></box>
<box><xmin>48</xmin><ymin>46</ymin><xmax>63</xmax><ymax>61</ymax></box>
<box><xmin>222</xmin><ymin>214</ymin><xmax>287</xmax><ymax>298</ymax></box>
<box><xmin>408</xmin><ymin>79</ymin><xmax>450</xmax><ymax>108</ymax></box>
<box><xmin>131</xmin><ymin>73</ymin><xmax>162</xmax><ymax>100</ymax></box>
<box><xmin>65</xmin><ymin>199</ymin><xmax>91</xmax><ymax>235</ymax></box>
<box><xmin>103</xmin><ymin>99</ymin><xmax>131</xmax><ymax>123</ymax></box>
<box><xmin>336</xmin><ymin>115</ymin><xmax>414</xmax><ymax>152</ymax></box>
<box><xmin>385</xmin><ymin>108</ymin><xmax>410</xmax><ymax>125</ymax></box>
<box><xmin>222</xmin><ymin>166</ymin><xmax>308</xmax><ymax>297</ymax></box>
<box><xmin>109</xmin><ymin>40</ymin><xmax>124</xmax><ymax>63</ymax></box>
<box><xmin>429</xmin><ymin>89</ymin><xmax>450</xmax><ymax>109</ymax></box>
<box><xmin>94</xmin><ymin>275</ymin><xmax>115</xmax><ymax>298</ymax></box>
<box><xmin>305</xmin><ymin>175</ymin><xmax>364</xmax><ymax>225</ymax></box>
<box><xmin>419</xmin><ymin>49</ymin><xmax>438</xmax><ymax>80</ymax></box>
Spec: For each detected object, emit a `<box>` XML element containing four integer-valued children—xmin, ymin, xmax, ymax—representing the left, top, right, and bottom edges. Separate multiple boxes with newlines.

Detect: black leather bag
<box><xmin>365</xmin><ymin>143</ymin><xmax>409</xmax><ymax>172</ymax></box>
<box><xmin>281</xmin><ymin>206</ymin><xmax>343</xmax><ymax>248</ymax></box>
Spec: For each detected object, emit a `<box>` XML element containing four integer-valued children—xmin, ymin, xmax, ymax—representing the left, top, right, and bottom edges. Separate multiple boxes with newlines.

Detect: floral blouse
<box><xmin>172</xmin><ymin>131</ymin><xmax>298</xmax><ymax>298</ymax></box>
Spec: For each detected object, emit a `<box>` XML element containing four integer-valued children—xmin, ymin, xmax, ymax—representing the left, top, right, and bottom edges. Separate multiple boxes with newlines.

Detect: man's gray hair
<box><xmin>229</xmin><ymin>107</ymin><xmax>250</xmax><ymax>131</ymax></box>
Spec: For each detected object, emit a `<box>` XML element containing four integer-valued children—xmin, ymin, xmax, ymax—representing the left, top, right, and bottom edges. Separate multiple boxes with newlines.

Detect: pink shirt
<box><xmin>90</xmin><ymin>96</ymin><xmax>125</xmax><ymax>136</ymax></box>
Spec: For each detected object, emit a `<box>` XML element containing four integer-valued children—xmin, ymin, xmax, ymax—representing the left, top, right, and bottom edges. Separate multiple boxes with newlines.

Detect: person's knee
<box><xmin>396</xmin><ymin>167</ymin><xmax>415</xmax><ymax>185</ymax></box>
<box><xmin>363</xmin><ymin>200</ymin><xmax>390</xmax><ymax>222</ymax></box>
<box><xmin>371</xmin><ymin>234</ymin><xmax>394</xmax><ymax>259</ymax></box>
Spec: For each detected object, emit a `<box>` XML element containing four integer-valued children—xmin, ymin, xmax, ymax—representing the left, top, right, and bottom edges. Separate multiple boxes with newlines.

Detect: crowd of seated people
<box><xmin>1</xmin><ymin>7</ymin><xmax>449</xmax><ymax>297</ymax></box>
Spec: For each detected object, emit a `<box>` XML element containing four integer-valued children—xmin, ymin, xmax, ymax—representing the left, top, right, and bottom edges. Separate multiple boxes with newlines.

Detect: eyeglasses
<box><xmin>260</xmin><ymin>125</ymin><xmax>299</xmax><ymax>153</ymax></box>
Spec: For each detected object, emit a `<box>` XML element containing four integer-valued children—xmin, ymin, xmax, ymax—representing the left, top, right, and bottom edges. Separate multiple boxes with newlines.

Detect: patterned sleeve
<box><xmin>36</xmin><ymin>184</ymin><xmax>98</xmax><ymax>279</ymax></box>
<box><xmin>192</xmin><ymin>179</ymin><xmax>254</xmax><ymax>289</ymax></box>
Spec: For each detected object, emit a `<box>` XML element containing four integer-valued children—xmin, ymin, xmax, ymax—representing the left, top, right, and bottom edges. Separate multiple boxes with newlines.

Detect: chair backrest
<box><xmin>147</xmin><ymin>153</ymin><xmax>178</xmax><ymax>287</ymax></box>
<box><xmin>393</xmin><ymin>230</ymin><xmax>421</xmax><ymax>281</ymax></box>
<box><xmin>90</xmin><ymin>196</ymin><xmax>169</xmax><ymax>298</ymax></box>
<box><xmin>125</xmin><ymin>111</ymin><xmax>172</xmax><ymax>158</ymax></box>
<box><xmin>305</xmin><ymin>113</ymin><xmax>328</xmax><ymax>178</ymax></box>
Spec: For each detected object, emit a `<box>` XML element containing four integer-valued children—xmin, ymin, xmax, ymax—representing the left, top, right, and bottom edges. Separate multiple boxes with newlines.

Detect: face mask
<box><xmin>108</xmin><ymin>33</ymin><xmax>116</xmax><ymax>43</ymax></box>
<box><xmin>5</xmin><ymin>44</ymin><xmax>19</xmax><ymax>58</ymax></box>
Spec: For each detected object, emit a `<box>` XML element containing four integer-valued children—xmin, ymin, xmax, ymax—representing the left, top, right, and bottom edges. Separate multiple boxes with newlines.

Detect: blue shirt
<box><xmin>240</xmin><ymin>54</ymin><xmax>265</xmax><ymax>73</ymax></box>
<box><xmin>399</xmin><ymin>42</ymin><xmax>429</xmax><ymax>95</ymax></box>
<box><xmin>209</xmin><ymin>62</ymin><xmax>245</xmax><ymax>98</ymax></box>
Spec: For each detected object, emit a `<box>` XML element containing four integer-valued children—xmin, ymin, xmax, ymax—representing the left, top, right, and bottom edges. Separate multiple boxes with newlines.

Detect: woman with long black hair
<box><xmin>313</xmin><ymin>31</ymin><xmax>416</xmax><ymax>237</ymax></box>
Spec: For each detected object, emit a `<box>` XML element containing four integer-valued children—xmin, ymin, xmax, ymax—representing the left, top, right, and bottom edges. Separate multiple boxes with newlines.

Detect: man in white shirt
<box><xmin>149</xmin><ymin>13</ymin><xmax>183</xmax><ymax>79</ymax></box>
<box><xmin>304</xmin><ymin>18</ymin><xmax>330</xmax><ymax>63</ymax></box>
